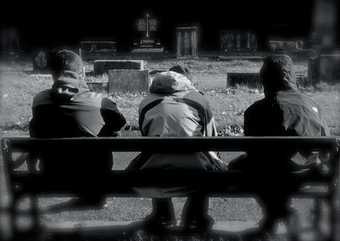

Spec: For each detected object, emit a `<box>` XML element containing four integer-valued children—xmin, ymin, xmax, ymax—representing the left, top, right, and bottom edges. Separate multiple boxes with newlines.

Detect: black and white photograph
<box><xmin>0</xmin><ymin>0</ymin><xmax>339</xmax><ymax>240</ymax></box>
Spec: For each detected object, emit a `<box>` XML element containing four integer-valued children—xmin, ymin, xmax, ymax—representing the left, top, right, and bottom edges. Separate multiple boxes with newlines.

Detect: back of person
<box><xmin>127</xmin><ymin>67</ymin><xmax>225</xmax><ymax>232</ymax></box>
<box><xmin>130</xmin><ymin>70</ymin><xmax>225</xmax><ymax>172</ymax></box>
<box><xmin>30</xmin><ymin>91</ymin><xmax>124</xmax><ymax>177</ymax></box>
<box><xmin>29</xmin><ymin>50</ymin><xmax>126</xmax><ymax>181</ymax></box>
<box><xmin>243</xmin><ymin>55</ymin><xmax>329</xmax><ymax>170</ymax></box>
<box><xmin>230</xmin><ymin>54</ymin><xmax>330</xmax><ymax>235</ymax></box>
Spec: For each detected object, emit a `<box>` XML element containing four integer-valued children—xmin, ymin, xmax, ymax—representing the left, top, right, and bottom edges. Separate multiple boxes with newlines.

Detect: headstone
<box><xmin>220</xmin><ymin>31</ymin><xmax>257</xmax><ymax>53</ymax></box>
<box><xmin>80</xmin><ymin>41</ymin><xmax>117</xmax><ymax>61</ymax></box>
<box><xmin>94</xmin><ymin>60</ymin><xmax>145</xmax><ymax>75</ymax></box>
<box><xmin>310</xmin><ymin>0</ymin><xmax>337</xmax><ymax>49</ymax></box>
<box><xmin>32</xmin><ymin>50</ymin><xmax>49</xmax><ymax>73</ymax></box>
<box><xmin>227</xmin><ymin>73</ymin><xmax>261</xmax><ymax>88</ymax></box>
<box><xmin>308</xmin><ymin>51</ymin><xmax>340</xmax><ymax>84</ymax></box>
<box><xmin>227</xmin><ymin>72</ymin><xmax>308</xmax><ymax>88</ymax></box>
<box><xmin>131</xmin><ymin>13</ymin><xmax>164</xmax><ymax>53</ymax></box>
<box><xmin>0</xmin><ymin>26</ymin><xmax>21</xmax><ymax>59</ymax></box>
<box><xmin>268</xmin><ymin>39</ymin><xmax>304</xmax><ymax>52</ymax></box>
<box><xmin>176</xmin><ymin>26</ymin><xmax>199</xmax><ymax>58</ymax></box>
<box><xmin>108</xmin><ymin>70</ymin><xmax>149</xmax><ymax>93</ymax></box>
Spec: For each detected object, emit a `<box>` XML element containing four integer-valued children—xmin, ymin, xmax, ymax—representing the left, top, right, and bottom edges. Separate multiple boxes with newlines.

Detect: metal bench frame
<box><xmin>1</xmin><ymin>136</ymin><xmax>339</xmax><ymax>240</ymax></box>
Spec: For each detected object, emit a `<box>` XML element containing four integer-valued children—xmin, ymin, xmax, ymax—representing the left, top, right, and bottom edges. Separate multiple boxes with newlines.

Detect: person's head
<box><xmin>260</xmin><ymin>55</ymin><xmax>297</xmax><ymax>98</ymax></box>
<box><xmin>149</xmin><ymin>71</ymin><xmax>196</xmax><ymax>94</ymax></box>
<box><xmin>49</xmin><ymin>49</ymin><xmax>87</xmax><ymax>92</ymax></box>
<box><xmin>169</xmin><ymin>64</ymin><xmax>192</xmax><ymax>80</ymax></box>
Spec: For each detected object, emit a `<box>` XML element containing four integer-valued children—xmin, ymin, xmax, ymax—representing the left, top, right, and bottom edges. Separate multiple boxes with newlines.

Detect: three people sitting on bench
<box><xmin>28</xmin><ymin>50</ymin><xmax>329</xmax><ymax>233</ymax></box>
<box><xmin>29</xmin><ymin>49</ymin><xmax>126</xmax><ymax>207</ymax></box>
<box><xmin>127</xmin><ymin>65</ymin><xmax>227</xmax><ymax>231</ymax></box>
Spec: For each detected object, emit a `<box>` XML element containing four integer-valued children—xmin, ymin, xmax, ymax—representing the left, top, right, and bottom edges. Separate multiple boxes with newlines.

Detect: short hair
<box><xmin>260</xmin><ymin>55</ymin><xmax>297</xmax><ymax>95</ymax></box>
<box><xmin>169</xmin><ymin>65</ymin><xmax>192</xmax><ymax>80</ymax></box>
<box><xmin>49</xmin><ymin>49</ymin><xmax>83</xmax><ymax>79</ymax></box>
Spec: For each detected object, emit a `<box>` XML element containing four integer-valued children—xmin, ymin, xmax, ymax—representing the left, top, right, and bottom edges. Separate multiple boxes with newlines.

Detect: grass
<box><xmin>1</xmin><ymin>59</ymin><xmax>339</xmax><ymax>136</ymax></box>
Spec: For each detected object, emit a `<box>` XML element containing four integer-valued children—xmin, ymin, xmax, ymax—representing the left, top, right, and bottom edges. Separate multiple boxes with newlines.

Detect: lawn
<box><xmin>1</xmin><ymin>58</ymin><xmax>339</xmax><ymax>136</ymax></box>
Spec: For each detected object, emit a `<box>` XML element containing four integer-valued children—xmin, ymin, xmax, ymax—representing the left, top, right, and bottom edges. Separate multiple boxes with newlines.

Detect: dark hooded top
<box><xmin>29</xmin><ymin>75</ymin><xmax>126</xmax><ymax>175</ymax></box>
<box><xmin>243</xmin><ymin>55</ymin><xmax>330</xmax><ymax>169</ymax></box>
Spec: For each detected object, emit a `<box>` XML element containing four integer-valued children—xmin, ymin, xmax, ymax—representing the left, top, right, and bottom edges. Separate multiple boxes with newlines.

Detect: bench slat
<box><xmin>3</xmin><ymin>136</ymin><xmax>338</xmax><ymax>152</ymax></box>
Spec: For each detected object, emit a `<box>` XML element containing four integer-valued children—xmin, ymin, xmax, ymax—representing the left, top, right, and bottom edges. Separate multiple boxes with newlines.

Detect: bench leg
<box><xmin>7</xmin><ymin>192</ymin><xmax>18</xmax><ymax>240</ymax></box>
<box><xmin>313</xmin><ymin>198</ymin><xmax>323</xmax><ymax>238</ymax></box>
<box><xmin>287</xmin><ymin>209</ymin><xmax>300</xmax><ymax>241</ymax></box>
<box><xmin>329</xmin><ymin>192</ymin><xmax>340</xmax><ymax>241</ymax></box>
<box><xmin>30</xmin><ymin>194</ymin><xmax>41</xmax><ymax>233</ymax></box>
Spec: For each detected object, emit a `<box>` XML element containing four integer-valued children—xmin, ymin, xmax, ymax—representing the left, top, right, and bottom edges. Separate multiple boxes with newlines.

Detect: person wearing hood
<box><xmin>29</xmin><ymin>49</ymin><xmax>126</xmax><ymax>207</ymax></box>
<box><xmin>127</xmin><ymin>65</ymin><xmax>227</xmax><ymax>232</ymax></box>
<box><xmin>229</xmin><ymin>55</ymin><xmax>330</xmax><ymax>234</ymax></box>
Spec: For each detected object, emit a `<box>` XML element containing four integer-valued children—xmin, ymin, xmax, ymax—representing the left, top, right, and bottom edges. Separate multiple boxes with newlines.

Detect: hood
<box><xmin>260</xmin><ymin>55</ymin><xmax>297</xmax><ymax>98</ymax></box>
<box><xmin>149</xmin><ymin>71</ymin><xmax>197</xmax><ymax>94</ymax></box>
<box><xmin>51</xmin><ymin>70</ymin><xmax>89</xmax><ymax>101</ymax></box>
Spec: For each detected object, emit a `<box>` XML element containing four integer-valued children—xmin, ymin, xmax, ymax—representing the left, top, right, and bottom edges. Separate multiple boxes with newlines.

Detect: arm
<box><xmin>99</xmin><ymin>97</ymin><xmax>127</xmax><ymax>136</ymax></box>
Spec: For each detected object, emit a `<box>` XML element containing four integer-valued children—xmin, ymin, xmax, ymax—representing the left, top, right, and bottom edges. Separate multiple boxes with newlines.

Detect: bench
<box><xmin>1</xmin><ymin>136</ymin><xmax>340</xmax><ymax>240</ymax></box>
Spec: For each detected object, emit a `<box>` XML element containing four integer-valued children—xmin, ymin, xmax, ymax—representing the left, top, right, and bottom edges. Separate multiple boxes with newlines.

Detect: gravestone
<box><xmin>227</xmin><ymin>72</ymin><xmax>307</xmax><ymax>88</ymax></box>
<box><xmin>80</xmin><ymin>41</ymin><xmax>117</xmax><ymax>61</ymax></box>
<box><xmin>131</xmin><ymin>13</ymin><xmax>164</xmax><ymax>53</ymax></box>
<box><xmin>227</xmin><ymin>73</ymin><xmax>261</xmax><ymax>88</ymax></box>
<box><xmin>32</xmin><ymin>50</ymin><xmax>49</xmax><ymax>73</ymax></box>
<box><xmin>220</xmin><ymin>31</ymin><xmax>257</xmax><ymax>53</ymax></box>
<box><xmin>308</xmin><ymin>51</ymin><xmax>340</xmax><ymax>84</ymax></box>
<box><xmin>176</xmin><ymin>26</ymin><xmax>199</xmax><ymax>58</ymax></box>
<box><xmin>268</xmin><ymin>39</ymin><xmax>304</xmax><ymax>52</ymax></box>
<box><xmin>94</xmin><ymin>60</ymin><xmax>145</xmax><ymax>75</ymax></box>
<box><xmin>0</xmin><ymin>26</ymin><xmax>21</xmax><ymax>58</ymax></box>
<box><xmin>108</xmin><ymin>70</ymin><xmax>149</xmax><ymax>93</ymax></box>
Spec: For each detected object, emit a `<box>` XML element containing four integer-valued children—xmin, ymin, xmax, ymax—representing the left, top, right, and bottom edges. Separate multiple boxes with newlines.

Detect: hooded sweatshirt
<box><xmin>29</xmin><ymin>75</ymin><xmax>126</xmax><ymax>175</ymax></box>
<box><xmin>243</xmin><ymin>55</ymin><xmax>329</xmax><ymax>169</ymax></box>
<box><xmin>128</xmin><ymin>71</ymin><xmax>226</xmax><ymax>172</ymax></box>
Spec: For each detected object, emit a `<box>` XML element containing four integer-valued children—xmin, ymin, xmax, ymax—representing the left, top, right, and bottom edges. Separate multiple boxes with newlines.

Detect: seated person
<box><xmin>29</xmin><ymin>49</ymin><xmax>126</xmax><ymax>207</ymax></box>
<box><xmin>127</xmin><ymin>65</ymin><xmax>227</xmax><ymax>232</ymax></box>
<box><xmin>229</xmin><ymin>55</ymin><xmax>330</xmax><ymax>234</ymax></box>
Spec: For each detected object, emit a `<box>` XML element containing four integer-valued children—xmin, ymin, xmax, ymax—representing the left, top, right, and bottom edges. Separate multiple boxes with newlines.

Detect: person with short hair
<box><xmin>229</xmin><ymin>55</ymin><xmax>330</xmax><ymax>234</ymax></box>
<box><xmin>29</xmin><ymin>49</ymin><xmax>126</xmax><ymax>207</ymax></box>
<box><xmin>127</xmin><ymin>65</ymin><xmax>227</xmax><ymax>232</ymax></box>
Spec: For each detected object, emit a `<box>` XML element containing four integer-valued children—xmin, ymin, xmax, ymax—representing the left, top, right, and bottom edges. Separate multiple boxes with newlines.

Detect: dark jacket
<box><xmin>29</xmin><ymin>80</ymin><xmax>126</xmax><ymax>176</ymax></box>
<box><xmin>243</xmin><ymin>55</ymin><xmax>330</xmax><ymax>170</ymax></box>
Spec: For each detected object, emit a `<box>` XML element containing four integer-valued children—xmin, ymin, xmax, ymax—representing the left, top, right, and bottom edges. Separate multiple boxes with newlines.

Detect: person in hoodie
<box><xmin>127</xmin><ymin>65</ymin><xmax>227</xmax><ymax>232</ymax></box>
<box><xmin>29</xmin><ymin>49</ymin><xmax>126</xmax><ymax>207</ymax></box>
<box><xmin>229</xmin><ymin>55</ymin><xmax>329</xmax><ymax>234</ymax></box>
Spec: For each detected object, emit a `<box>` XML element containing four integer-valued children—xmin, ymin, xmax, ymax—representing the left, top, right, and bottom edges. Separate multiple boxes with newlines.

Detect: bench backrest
<box><xmin>1</xmin><ymin>136</ymin><xmax>339</xmax><ymax>196</ymax></box>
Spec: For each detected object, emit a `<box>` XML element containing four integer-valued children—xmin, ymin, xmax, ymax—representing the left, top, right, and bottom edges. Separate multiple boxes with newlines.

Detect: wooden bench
<box><xmin>1</xmin><ymin>136</ymin><xmax>340</xmax><ymax>240</ymax></box>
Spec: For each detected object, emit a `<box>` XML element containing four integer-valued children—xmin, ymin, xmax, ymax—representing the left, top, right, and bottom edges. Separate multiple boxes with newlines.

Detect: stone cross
<box><xmin>137</xmin><ymin>13</ymin><xmax>158</xmax><ymax>38</ymax></box>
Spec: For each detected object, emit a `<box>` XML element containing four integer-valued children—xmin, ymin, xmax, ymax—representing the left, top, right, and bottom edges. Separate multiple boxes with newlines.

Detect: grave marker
<box><xmin>268</xmin><ymin>39</ymin><xmax>304</xmax><ymax>52</ymax></box>
<box><xmin>227</xmin><ymin>73</ymin><xmax>261</xmax><ymax>88</ymax></box>
<box><xmin>94</xmin><ymin>60</ymin><xmax>145</xmax><ymax>75</ymax></box>
<box><xmin>108</xmin><ymin>70</ymin><xmax>149</xmax><ymax>93</ymax></box>
<box><xmin>32</xmin><ymin>50</ymin><xmax>49</xmax><ymax>73</ymax></box>
<box><xmin>80</xmin><ymin>41</ymin><xmax>117</xmax><ymax>61</ymax></box>
<box><xmin>308</xmin><ymin>51</ymin><xmax>340</xmax><ymax>84</ymax></box>
<box><xmin>131</xmin><ymin>13</ymin><xmax>164</xmax><ymax>53</ymax></box>
<box><xmin>176</xmin><ymin>26</ymin><xmax>199</xmax><ymax>58</ymax></box>
<box><xmin>220</xmin><ymin>31</ymin><xmax>257</xmax><ymax>53</ymax></box>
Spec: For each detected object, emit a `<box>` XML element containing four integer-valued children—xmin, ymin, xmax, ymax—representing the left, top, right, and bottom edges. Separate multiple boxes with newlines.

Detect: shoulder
<box><xmin>32</xmin><ymin>89</ymin><xmax>53</xmax><ymax>107</ymax></box>
<box><xmin>245</xmin><ymin>98</ymin><xmax>266</xmax><ymax>117</ymax></box>
<box><xmin>182</xmin><ymin>90</ymin><xmax>209</xmax><ymax>106</ymax></box>
<box><xmin>139</xmin><ymin>94</ymin><xmax>165</xmax><ymax>112</ymax></box>
<box><xmin>73</xmin><ymin>91</ymin><xmax>112</xmax><ymax>108</ymax></box>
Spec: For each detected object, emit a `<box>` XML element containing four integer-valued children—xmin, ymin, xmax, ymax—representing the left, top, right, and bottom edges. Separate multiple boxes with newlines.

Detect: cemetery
<box><xmin>1</xmin><ymin>1</ymin><xmax>340</xmax><ymax>241</ymax></box>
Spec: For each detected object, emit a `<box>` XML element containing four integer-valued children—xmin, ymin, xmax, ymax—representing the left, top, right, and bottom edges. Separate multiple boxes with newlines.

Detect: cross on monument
<box><xmin>137</xmin><ymin>12</ymin><xmax>158</xmax><ymax>39</ymax></box>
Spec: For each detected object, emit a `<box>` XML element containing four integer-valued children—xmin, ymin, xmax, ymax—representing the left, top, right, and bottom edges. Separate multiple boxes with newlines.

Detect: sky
<box><xmin>1</xmin><ymin>0</ymin><xmax>338</xmax><ymax>51</ymax></box>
